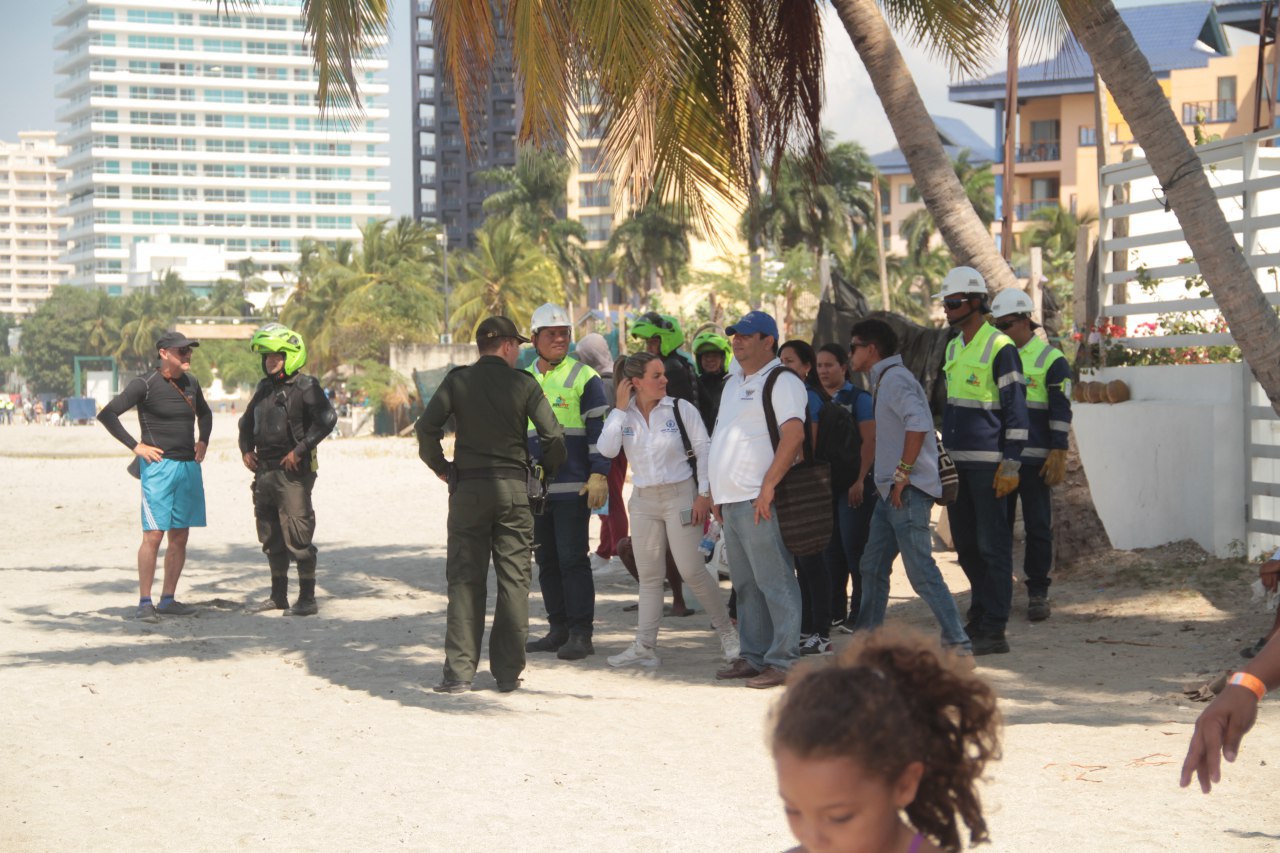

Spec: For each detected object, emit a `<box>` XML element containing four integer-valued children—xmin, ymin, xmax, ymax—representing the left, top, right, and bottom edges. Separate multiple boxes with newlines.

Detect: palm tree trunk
<box><xmin>1064</xmin><ymin>1</ymin><xmax>1280</xmax><ymax>413</ymax></box>
<box><xmin>831</xmin><ymin>0</ymin><xmax>1018</xmax><ymax>293</ymax></box>
<box><xmin>872</xmin><ymin>177</ymin><xmax>891</xmax><ymax>310</ymax></box>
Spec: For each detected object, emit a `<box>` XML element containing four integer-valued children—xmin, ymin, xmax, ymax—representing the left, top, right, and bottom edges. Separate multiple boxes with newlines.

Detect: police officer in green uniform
<box><xmin>416</xmin><ymin>316</ymin><xmax>566</xmax><ymax>694</ymax></box>
<box><xmin>239</xmin><ymin>324</ymin><xmax>337</xmax><ymax>616</ymax></box>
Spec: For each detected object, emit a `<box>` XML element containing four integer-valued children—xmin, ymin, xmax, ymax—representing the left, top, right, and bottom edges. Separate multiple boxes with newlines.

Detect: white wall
<box><xmin>1074</xmin><ymin>364</ymin><xmax>1246</xmax><ymax>556</ymax></box>
<box><xmin>390</xmin><ymin>343</ymin><xmax>478</xmax><ymax>377</ymax></box>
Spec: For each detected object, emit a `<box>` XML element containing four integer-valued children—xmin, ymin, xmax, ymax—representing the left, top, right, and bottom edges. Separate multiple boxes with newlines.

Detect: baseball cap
<box><xmin>476</xmin><ymin>315</ymin><xmax>531</xmax><ymax>344</ymax></box>
<box><xmin>726</xmin><ymin>311</ymin><xmax>779</xmax><ymax>340</ymax></box>
<box><xmin>156</xmin><ymin>331</ymin><xmax>200</xmax><ymax>352</ymax></box>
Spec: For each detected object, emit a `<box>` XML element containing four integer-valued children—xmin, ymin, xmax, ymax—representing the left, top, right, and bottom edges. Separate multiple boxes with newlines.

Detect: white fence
<box><xmin>1095</xmin><ymin>128</ymin><xmax>1280</xmax><ymax>556</ymax></box>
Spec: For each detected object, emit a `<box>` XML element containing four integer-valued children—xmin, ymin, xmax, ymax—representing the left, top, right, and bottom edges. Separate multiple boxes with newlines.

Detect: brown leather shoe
<box><xmin>745</xmin><ymin>666</ymin><xmax>788</xmax><ymax>689</ymax></box>
<box><xmin>715</xmin><ymin>658</ymin><xmax>761</xmax><ymax>680</ymax></box>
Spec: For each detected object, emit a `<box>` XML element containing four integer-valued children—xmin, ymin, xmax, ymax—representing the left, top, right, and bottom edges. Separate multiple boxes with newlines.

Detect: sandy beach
<box><xmin>1</xmin><ymin>413</ymin><xmax>1277</xmax><ymax>851</ymax></box>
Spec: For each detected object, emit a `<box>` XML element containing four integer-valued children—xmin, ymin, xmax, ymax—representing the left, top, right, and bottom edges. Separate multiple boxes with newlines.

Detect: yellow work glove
<box><xmin>581</xmin><ymin>472</ymin><xmax>609</xmax><ymax>510</ymax></box>
<box><xmin>993</xmin><ymin>459</ymin><xmax>1021</xmax><ymax>499</ymax></box>
<box><xmin>1041</xmin><ymin>449</ymin><xmax>1068</xmax><ymax>487</ymax></box>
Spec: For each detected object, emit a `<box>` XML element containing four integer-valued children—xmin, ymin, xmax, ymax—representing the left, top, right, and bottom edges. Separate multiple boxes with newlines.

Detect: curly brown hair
<box><xmin>769</xmin><ymin>627</ymin><xmax>1001</xmax><ymax>851</ymax></box>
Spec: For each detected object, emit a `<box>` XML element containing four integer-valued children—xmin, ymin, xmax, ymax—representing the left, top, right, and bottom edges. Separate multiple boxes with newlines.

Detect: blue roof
<box><xmin>870</xmin><ymin>116</ymin><xmax>993</xmax><ymax>175</ymax></box>
<box><xmin>951</xmin><ymin>1</ymin><xmax>1230</xmax><ymax>106</ymax></box>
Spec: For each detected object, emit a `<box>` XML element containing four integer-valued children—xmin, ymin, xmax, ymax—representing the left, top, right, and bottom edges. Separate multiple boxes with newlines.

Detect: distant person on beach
<box><xmin>771</xmin><ymin>628</ymin><xmax>1000</xmax><ymax>853</ymax></box>
<box><xmin>1181</xmin><ymin>632</ymin><xmax>1277</xmax><ymax>792</ymax></box>
<box><xmin>97</xmin><ymin>331</ymin><xmax>211</xmax><ymax>623</ymax></box>
<box><xmin>238</xmin><ymin>324</ymin><xmax>337</xmax><ymax>617</ymax></box>
<box><xmin>416</xmin><ymin>316</ymin><xmax>565</xmax><ymax>694</ymax></box>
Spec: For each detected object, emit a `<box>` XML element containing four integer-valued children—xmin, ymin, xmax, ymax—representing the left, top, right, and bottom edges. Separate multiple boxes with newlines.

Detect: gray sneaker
<box><xmin>155</xmin><ymin>599</ymin><xmax>197</xmax><ymax>616</ymax></box>
<box><xmin>135</xmin><ymin>603</ymin><xmax>159</xmax><ymax>623</ymax></box>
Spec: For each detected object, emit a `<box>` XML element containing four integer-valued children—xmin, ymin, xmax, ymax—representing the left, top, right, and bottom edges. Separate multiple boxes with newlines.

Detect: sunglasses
<box><xmin>994</xmin><ymin>319</ymin><xmax>1018</xmax><ymax>331</ymax></box>
<box><xmin>849</xmin><ymin>342</ymin><xmax>869</xmax><ymax>352</ymax></box>
<box><xmin>942</xmin><ymin>298</ymin><xmax>969</xmax><ymax>310</ymax></box>
<box><xmin>166</xmin><ymin>346</ymin><xmax>194</xmax><ymax>356</ymax></box>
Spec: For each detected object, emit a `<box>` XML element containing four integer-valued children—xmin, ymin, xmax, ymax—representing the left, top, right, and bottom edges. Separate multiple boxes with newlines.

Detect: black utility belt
<box><xmin>456</xmin><ymin>467</ymin><xmax>526</xmax><ymax>482</ymax></box>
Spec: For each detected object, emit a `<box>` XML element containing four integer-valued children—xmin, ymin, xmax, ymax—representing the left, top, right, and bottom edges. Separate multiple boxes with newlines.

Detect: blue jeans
<box><xmin>854</xmin><ymin>486</ymin><xmax>971</xmax><ymax>649</ymax></box>
<box><xmin>1007</xmin><ymin>463</ymin><xmax>1053</xmax><ymax>597</ymax></box>
<box><xmin>532</xmin><ymin>495</ymin><xmax>595</xmax><ymax>636</ymax></box>
<box><xmin>828</xmin><ymin>480</ymin><xmax>877</xmax><ymax>624</ymax></box>
<box><xmin>722</xmin><ymin>500</ymin><xmax>802</xmax><ymax>670</ymax></box>
<box><xmin>949</xmin><ymin>465</ymin><xmax>1013</xmax><ymax>635</ymax></box>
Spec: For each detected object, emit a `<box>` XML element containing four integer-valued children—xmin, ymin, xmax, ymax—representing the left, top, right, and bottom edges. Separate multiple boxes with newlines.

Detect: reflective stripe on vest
<box><xmin>1019</xmin><ymin>336</ymin><xmax>1066</xmax><ymax>409</ymax></box>
<box><xmin>944</xmin><ymin>323</ymin><xmax>1016</xmax><ymax>408</ymax></box>
<box><xmin>525</xmin><ymin>356</ymin><xmax>597</xmax><ymax>433</ymax></box>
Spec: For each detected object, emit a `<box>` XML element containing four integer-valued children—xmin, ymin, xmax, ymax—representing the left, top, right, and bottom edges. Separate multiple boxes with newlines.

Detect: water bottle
<box><xmin>698</xmin><ymin>518</ymin><xmax>719</xmax><ymax>561</ymax></box>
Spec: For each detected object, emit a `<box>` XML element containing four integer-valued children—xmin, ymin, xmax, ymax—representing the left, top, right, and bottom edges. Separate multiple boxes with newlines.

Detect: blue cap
<box><xmin>726</xmin><ymin>310</ymin><xmax>778</xmax><ymax>340</ymax></box>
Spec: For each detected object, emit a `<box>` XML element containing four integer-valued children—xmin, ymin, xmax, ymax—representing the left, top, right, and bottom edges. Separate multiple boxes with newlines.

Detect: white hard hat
<box><xmin>530</xmin><ymin>303</ymin><xmax>571</xmax><ymax>334</ymax></box>
<box><xmin>989</xmin><ymin>288</ymin><xmax>1035</xmax><ymax>319</ymax></box>
<box><xmin>935</xmin><ymin>266</ymin><xmax>988</xmax><ymax>300</ymax></box>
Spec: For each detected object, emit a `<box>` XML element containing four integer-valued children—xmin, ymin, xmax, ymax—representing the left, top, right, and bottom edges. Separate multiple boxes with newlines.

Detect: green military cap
<box><xmin>476</xmin><ymin>316</ymin><xmax>530</xmax><ymax>344</ymax></box>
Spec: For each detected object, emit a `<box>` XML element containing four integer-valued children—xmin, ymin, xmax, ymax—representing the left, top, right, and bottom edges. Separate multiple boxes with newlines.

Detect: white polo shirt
<box><xmin>597</xmin><ymin>396</ymin><xmax>709</xmax><ymax>492</ymax></box>
<box><xmin>708</xmin><ymin>358</ymin><xmax>807</xmax><ymax>504</ymax></box>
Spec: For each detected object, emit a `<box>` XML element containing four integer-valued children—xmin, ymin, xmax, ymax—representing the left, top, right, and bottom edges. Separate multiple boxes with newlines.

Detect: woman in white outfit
<box><xmin>597</xmin><ymin>352</ymin><xmax>740</xmax><ymax>668</ymax></box>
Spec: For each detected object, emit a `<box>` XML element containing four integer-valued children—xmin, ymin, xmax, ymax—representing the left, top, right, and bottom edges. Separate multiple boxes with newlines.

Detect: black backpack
<box><xmin>815</xmin><ymin>387</ymin><xmax>864</xmax><ymax>492</ymax></box>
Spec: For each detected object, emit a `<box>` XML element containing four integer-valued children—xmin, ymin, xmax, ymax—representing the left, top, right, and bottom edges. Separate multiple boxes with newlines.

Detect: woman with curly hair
<box><xmin>770</xmin><ymin>628</ymin><xmax>1001</xmax><ymax>852</ymax></box>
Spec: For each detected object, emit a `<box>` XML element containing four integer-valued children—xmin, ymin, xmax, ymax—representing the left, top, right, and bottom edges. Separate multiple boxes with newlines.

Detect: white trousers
<box><xmin>629</xmin><ymin>478</ymin><xmax>731</xmax><ymax>648</ymax></box>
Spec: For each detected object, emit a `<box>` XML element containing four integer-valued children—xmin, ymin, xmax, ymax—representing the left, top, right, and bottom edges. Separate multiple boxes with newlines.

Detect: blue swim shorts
<box><xmin>140</xmin><ymin>458</ymin><xmax>207</xmax><ymax>531</ymax></box>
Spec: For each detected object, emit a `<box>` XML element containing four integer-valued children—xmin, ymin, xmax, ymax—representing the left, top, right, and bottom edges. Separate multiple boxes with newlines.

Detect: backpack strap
<box><xmin>670</xmin><ymin>398</ymin><xmax>698</xmax><ymax>479</ymax></box>
<box><xmin>763</xmin><ymin>366</ymin><xmax>815</xmax><ymax>462</ymax></box>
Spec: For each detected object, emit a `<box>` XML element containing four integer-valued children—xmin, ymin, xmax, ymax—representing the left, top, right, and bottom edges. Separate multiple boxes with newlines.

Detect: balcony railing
<box><xmin>1014</xmin><ymin>200</ymin><xmax>1059</xmax><ymax>221</ymax></box>
<box><xmin>1182</xmin><ymin>99</ymin><xmax>1237</xmax><ymax>125</ymax></box>
<box><xmin>1015</xmin><ymin>142</ymin><xmax>1060</xmax><ymax>163</ymax></box>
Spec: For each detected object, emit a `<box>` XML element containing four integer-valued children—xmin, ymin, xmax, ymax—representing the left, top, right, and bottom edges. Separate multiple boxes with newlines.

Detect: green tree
<box><xmin>450</xmin><ymin>219</ymin><xmax>561</xmax><ymax>341</ymax></box>
<box><xmin>1023</xmin><ymin>205</ymin><xmax>1094</xmax><ymax>278</ymax></box>
<box><xmin>19</xmin><ymin>287</ymin><xmax>99</xmax><ymax>395</ymax></box>
<box><xmin>607</xmin><ymin>199</ymin><xmax>690</xmax><ymax>302</ymax></box>
<box><xmin>188</xmin><ymin>339</ymin><xmax>264</xmax><ymax>393</ymax></box>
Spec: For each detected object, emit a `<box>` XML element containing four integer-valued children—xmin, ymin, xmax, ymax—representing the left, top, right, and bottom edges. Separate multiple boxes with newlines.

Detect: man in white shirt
<box><xmin>708</xmin><ymin>311</ymin><xmax>807</xmax><ymax>689</ymax></box>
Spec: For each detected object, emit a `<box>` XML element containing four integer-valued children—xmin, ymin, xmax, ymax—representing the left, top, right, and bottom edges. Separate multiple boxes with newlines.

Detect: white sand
<box><xmin>0</xmin><ymin>413</ymin><xmax>1276</xmax><ymax>851</ymax></box>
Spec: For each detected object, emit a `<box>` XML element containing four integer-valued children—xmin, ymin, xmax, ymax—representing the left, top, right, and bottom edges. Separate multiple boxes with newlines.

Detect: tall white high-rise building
<box><xmin>0</xmin><ymin>132</ymin><xmax>71</xmax><ymax>315</ymax></box>
<box><xmin>53</xmin><ymin>0</ymin><xmax>390</xmax><ymax>294</ymax></box>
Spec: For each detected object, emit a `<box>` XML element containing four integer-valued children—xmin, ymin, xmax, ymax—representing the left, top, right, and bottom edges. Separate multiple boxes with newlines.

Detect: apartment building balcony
<box><xmin>1015</xmin><ymin>141</ymin><xmax>1060</xmax><ymax>163</ymax></box>
<box><xmin>417</xmin><ymin>117</ymin><xmax>437</xmax><ymax>130</ymax></box>
<box><xmin>1182</xmin><ymin>99</ymin><xmax>1237</xmax><ymax>125</ymax></box>
<box><xmin>1013</xmin><ymin>200</ymin><xmax>1059</xmax><ymax>220</ymax></box>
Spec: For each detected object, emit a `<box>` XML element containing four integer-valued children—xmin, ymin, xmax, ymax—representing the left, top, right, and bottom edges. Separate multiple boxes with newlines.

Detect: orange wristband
<box><xmin>1229</xmin><ymin>672</ymin><xmax>1267</xmax><ymax>700</ymax></box>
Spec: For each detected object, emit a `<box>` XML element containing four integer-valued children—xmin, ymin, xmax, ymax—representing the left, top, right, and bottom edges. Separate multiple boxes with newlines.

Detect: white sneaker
<box><xmin>589</xmin><ymin>552</ymin><xmax>610</xmax><ymax>572</ymax></box>
<box><xmin>800</xmin><ymin>634</ymin><xmax>832</xmax><ymax>656</ymax></box>
<box><xmin>607</xmin><ymin>640</ymin><xmax>660</xmax><ymax>668</ymax></box>
<box><xmin>717</xmin><ymin>626</ymin><xmax>740</xmax><ymax>662</ymax></box>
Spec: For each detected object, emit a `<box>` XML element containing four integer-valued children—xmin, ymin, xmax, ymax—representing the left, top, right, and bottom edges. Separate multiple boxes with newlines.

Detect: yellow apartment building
<box><xmin>950</xmin><ymin>0</ymin><xmax>1271</xmax><ymax>243</ymax></box>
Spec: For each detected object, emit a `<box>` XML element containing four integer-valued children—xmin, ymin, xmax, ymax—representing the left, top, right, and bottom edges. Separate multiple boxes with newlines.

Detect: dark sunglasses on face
<box><xmin>994</xmin><ymin>319</ymin><xmax>1017</xmax><ymax>330</ymax></box>
<box><xmin>167</xmin><ymin>346</ymin><xmax>193</xmax><ymax>356</ymax></box>
<box><xmin>943</xmin><ymin>298</ymin><xmax>968</xmax><ymax>310</ymax></box>
<box><xmin>849</xmin><ymin>342</ymin><xmax>869</xmax><ymax>352</ymax></box>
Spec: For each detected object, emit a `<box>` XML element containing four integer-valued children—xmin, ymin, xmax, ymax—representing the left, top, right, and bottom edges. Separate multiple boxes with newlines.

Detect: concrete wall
<box><xmin>390</xmin><ymin>343</ymin><xmax>478</xmax><ymax>377</ymax></box>
<box><xmin>1073</xmin><ymin>363</ymin><xmax>1245</xmax><ymax>556</ymax></box>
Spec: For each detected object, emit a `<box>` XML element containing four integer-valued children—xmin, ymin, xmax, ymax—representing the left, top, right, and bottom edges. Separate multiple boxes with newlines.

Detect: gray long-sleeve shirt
<box><xmin>869</xmin><ymin>355</ymin><xmax>941</xmax><ymax>500</ymax></box>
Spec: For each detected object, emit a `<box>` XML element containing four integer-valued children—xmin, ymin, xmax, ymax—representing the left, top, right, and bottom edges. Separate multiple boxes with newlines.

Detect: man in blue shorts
<box><xmin>98</xmin><ymin>331</ymin><xmax>212</xmax><ymax>623</ymax></box>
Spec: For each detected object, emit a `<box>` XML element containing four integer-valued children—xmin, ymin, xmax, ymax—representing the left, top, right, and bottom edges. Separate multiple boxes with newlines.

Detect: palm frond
<box><xmin>301</xmin><ymin>0</ymin><xmax>388</xmax><ymax>115</ymax></box>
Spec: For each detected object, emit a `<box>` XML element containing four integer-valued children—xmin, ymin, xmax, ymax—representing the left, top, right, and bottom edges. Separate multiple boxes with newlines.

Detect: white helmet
<box><xmin>935</xmin><ymin>266</ymin><xmax>988</xmax><ymax>300</ymax></box>
<box><xmin>989</xmin><ymin>288</ymin><xmax>1035</xmax><ymax>319</ymax></box>
<box><xmin>530</xmin><ymin>303</ymin><xmax>571</xmax><ymax>334</ymax></box>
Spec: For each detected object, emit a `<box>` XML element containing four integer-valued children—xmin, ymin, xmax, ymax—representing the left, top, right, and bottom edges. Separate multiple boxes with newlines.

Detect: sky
<box><xmin>0</xmin><ymin>0</ymin><xmax>1169</xmax><ymax>217</ymax></box>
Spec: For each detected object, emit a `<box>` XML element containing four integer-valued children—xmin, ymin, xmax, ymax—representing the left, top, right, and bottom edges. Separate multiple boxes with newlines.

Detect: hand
<box><xmin>134</xmin><ymin>442</ymin><xmax>163</xmax><ymax>463</ymax></box>
<box><xmin>848</xmin><ymin>481</ymin><xmax>865</xmax><ymax>508</ymax></box>
<box><xmin>692</xmin><ymin>495</ymin><xmax>712</xmax><ymax>527</ymax></box>
<box><xmin>281</xmin><ymin>451</ymin><xmax>302</xmax><ymax>472</ymax></box>
<box><xmin>1259</xmin><ymin>560</ymin><xmax>1280</xmax><ymax>593</ymax></box>
<box><xmin>194</xmin><ymin>441</ymin><xmax>207</xmax><ymax>464</ymax></box>
<box><xmin>1180</xmin><ymin>684</ymin><xmax>1261</xmax><ymax>792</ymax></box>
<box><xmin>890</xmin><ymin>477</ymin><xmax>908</xmax><ymax>509</ymax></box>
<box><xmin>615</xmin><ymin>378</ymin><xmax>633</xmax><ymax>410</ymax></box>
<box><xmin>993</xmin><ymin>459</ymin><xmax>1021</xmax><ymax>499</ymax></box>
<box><xmin>581</xmin><ymin>472</ymin><xmax>609</xmax><ymax>510</ymax></box>
<box><xmin>1041</xmin><ymin>449</ymin><xmax>1068</xmax><ymax>486</ymax></box>
<box><xmin>242</xmin><ymin>451</ymin><xmax>259</xmax><ymax>472</ymax></box>
<box><xmin>753</xmin><ymin>482</ymin><xmax>775</xmax><ymax>524</ymax></box>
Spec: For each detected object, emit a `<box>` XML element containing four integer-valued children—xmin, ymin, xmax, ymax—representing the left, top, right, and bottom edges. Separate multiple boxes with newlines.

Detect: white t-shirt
<box><xmin>708</xmin><ymin>359</ymin><xmax>807</xmax><ymax>504</ymax></box>
<box><xmin>597</xmin><ymin>396</ymin><xmax>708</xmax><ymax>492</ymax></box>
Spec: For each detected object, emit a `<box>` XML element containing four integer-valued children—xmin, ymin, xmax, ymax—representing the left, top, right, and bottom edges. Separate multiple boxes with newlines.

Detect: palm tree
<box><xmin>1023</xmin><ymin>205</ymin><xmax>1094</xmax><ymax>277</ymax></box>
<box><xmin>450</xmin><ymin>219</ymin><xmax>561</xmax><ymax>341</ymax></box>
<box><xmin>607</xmin><ymin>200</ymin><xmax>691</xmax><ymax>302</ymax></box>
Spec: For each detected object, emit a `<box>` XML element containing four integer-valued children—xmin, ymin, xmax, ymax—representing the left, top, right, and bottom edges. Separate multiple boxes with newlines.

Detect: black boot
<box><xmin>525</xmin><ymin>628</ymin><xmax>569</xmax><ymax>653</ymax></box>
<box><xmin>556</xmin><ymin>634</ymin><xmax>595</xmax><ymax>660</ymax></box>
<box><xmin>250</xmin><ymin>574</ymin><xmax>289</xmax><ymax>612</ymax></box>
<box><xmin>291</xmin><ymin>578</ymin><xmax>318</xmax><ymax>616</ymax></box>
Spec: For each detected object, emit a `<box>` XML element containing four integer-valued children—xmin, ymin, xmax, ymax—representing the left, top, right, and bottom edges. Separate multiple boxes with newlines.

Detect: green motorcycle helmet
<box><xmin>691</xmin><ymin>330</ymin><xmax>732</xmax><ymax>374</ymax></box>
<box><xmin>250</xmin><ymin>323</ymin><xmax>307</xmax><ymax>378</ymax></box>
<box><xmin>630</xmin><ymin>312</ymin><xmax>684</xmax><ymax>357</ymax></box>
